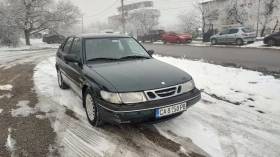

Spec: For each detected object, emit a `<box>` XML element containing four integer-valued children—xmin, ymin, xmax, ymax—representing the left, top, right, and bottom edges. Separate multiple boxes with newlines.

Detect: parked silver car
<box><xmin>210</xmin><ymin>27</ymin><xmax>256</xmax><ymax>45</ymax></box>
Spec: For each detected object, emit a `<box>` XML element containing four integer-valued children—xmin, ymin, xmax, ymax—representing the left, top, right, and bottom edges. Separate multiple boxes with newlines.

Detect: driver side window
<box><xmin>220</xmin><ymin>30</ymin><xmax>230</xmax><ymax>35</ymax></box>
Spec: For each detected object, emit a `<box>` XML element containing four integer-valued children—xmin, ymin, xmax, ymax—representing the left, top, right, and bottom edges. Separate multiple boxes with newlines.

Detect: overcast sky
<box><xmin>72</xmin><ymin>0</ymin><xmax>199</xmax><ymax>28</ymax></box>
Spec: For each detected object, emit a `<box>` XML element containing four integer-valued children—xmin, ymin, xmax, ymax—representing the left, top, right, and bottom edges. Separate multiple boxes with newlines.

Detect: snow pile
<box><xmin>5</xmin><ymin>128</ymin><xmax>16</xmax><ymax>157</ymax></box>
<box><xmin>0</xmin><ymin>109</ymin><xmax>3</xmax><ymax>114</ymax></box>
<box><xmin>0</xmin><ymin>38</ymin><xmax>60</xmax><ymax>51</ymax></box>
<box><xmin>11</xmin><ymin>100</ymin><xmax>35</xmax><ymax>117</ymax></box>
<box><xmin>0</xmin><ymin>84</ymin><xmax>13</xmax><ymax>91</ymax></box>
<box><xmin>0</xmin><ymin>94</ymin><xmax>12</xmax><ymax>99</ymax></box>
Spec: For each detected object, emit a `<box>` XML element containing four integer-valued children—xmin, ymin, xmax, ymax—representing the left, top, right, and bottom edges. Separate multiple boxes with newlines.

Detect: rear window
<box><xmin>242</xmin><ymin>28</ymin><xmax>253</xmax><ymax>33</ymax></box>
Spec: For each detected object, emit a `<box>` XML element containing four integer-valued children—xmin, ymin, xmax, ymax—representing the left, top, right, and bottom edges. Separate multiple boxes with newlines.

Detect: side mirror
<box><xmin>148</xmin><ymin>50</ymin><xmax>154</xmax><ymax>56</ymax></box>
<box><xmin>65</xmin><ymin>54</ymin><xmax>80</xmax><ymax>63</ymax></box>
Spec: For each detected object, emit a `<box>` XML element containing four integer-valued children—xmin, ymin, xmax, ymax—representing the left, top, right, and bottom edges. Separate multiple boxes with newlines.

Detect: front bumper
<box><xmin>96</xmin><ymin>88</ymin><xmax>201</xmax><ymax>124</ymax></box>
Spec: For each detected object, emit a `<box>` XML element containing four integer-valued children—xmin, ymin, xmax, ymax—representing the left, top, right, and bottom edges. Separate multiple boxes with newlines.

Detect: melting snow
<box><xmin>5</xmin><ymin>128</ymin><xmax>16</xmax><ymax>157</ymax></box>
<box><xmin>0</xmin><ymin>93</ymin><xmax>12</xmax><ymax>99</ymax></box>
<box><xmin>11</xmin><ymin>100</ymin><xmax>35</xmax><ymax>117</ymax></box>
<box><xmin>0</xmin><ymin>84</ymin><xmax>13</xmax><ymax>91</ymax></box>
<box><xmin>0</xmin><ymin>109</ymin><xmax>3</xmax><ymax>114</ymax></box>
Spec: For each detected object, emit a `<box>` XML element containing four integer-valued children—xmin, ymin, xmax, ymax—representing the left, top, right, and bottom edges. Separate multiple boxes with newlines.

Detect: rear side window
<box><xmin>242</xmin><ymin>28</ymin><xmax>253</xmax><ymax>33</ymax></box>
<box><xmin>229</xmin><ymin>29</ymin><xmax>239</xmax><ymax>34</ymax></box>
<box><xmin>158</xmin><ymin>30</ymin><xmax>166</xmax><ymax>34</ymax></box>
<box><xmin>63</xmin><ymin>37</ymin><xmax>74</xmax><ymax>53</ymax></box>
<box><xmin>69</xmin><ymin>38</ymin><xmax>81</xmax><ymax>58</ymax></box>
<box><xmin>149</xmin><ymin>30</ymin><xmax>156</xmax><ymax>34</ymax></box>
<box><xmin>166</xmin><ymin>32</ymin><xmax>170</xmax><ymax>35</ymax></box>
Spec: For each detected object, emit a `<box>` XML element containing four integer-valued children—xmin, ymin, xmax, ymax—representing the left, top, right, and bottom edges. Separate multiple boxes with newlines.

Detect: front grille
<box><xmin>144</xmin><ymin>84</ymin><xmax>182</xmax><ymax>101</ymax></box>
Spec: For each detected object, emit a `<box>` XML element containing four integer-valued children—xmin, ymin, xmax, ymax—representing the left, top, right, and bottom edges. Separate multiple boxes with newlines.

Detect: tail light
<box><xmin>156</xmin><ymin>31</ymin><xmax>158</xmax><ymax>35</ymax></box>
<box><xmin>242</xmin><ymin>33</ymin><xmax>248</xmax><ymax>36</ymax></box>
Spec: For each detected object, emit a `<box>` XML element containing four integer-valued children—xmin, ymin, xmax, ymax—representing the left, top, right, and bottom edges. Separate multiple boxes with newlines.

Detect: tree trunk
<box><xmin>272</xmin><ymin>20</ymin><xmax>279</xmax><ymax>33</ymax></box>
<box><xmin>260</xmin><ymin>26</ymin><xmax>266</xmax><ymax>37</ymax></box>
<box><xmin>24</xmin><ymin>30</ymin><xmax>31</xmax><ymax>45</ymax></box>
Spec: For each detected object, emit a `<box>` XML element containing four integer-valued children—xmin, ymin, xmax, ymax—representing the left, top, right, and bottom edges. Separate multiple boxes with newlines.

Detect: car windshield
<box><xmin>242</xmin><ymin>28</ymin><xmax>253</xmax><ymax>33</ymax></box>
<box><xmin>85</xmin><ymin>38</ymin><xmax>150</xmax><ymax>61</ymax></box>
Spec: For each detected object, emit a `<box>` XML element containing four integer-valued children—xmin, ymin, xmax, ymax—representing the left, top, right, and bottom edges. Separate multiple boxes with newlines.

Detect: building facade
<box><xmin>108</xmin><ymin>1</ymin><xmax>160</xmax><ymax>33</ymax></box>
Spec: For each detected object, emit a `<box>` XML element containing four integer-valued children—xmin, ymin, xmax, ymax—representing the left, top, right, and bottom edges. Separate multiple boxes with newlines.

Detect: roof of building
<box><xmin>75</xmin><ymin>33</ymin><xmax>130</xmax><ymax>39</ymax></box>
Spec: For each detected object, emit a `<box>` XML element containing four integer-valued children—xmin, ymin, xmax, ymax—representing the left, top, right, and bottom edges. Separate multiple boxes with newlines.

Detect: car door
<box><xmin>217</xmin><ymin>29</ymin><xmax>230</xmax><ymax>43</ymax></box>
<box><xmin>57</xmin><ymin>37</ymin><xmax>74</xmax><ymax>84</ymax></box>
<box><xmin>164</xmin><ymin>32</ymin><xmax>171</xmax><ymax>42</ymax></box>
<box><xmin>170</xmin><ymin>32</ymin><xmax>177</xmax><ymax>42</ymax></box>
<box><xmin>227</xmin><ymin>29</ymin><xmax>239</xmax><ymax>43</ymax></box>
<box><xmin>66</xmin><ymin>37</ymin><xmax>83</xmax><ymax>97</ymax></box>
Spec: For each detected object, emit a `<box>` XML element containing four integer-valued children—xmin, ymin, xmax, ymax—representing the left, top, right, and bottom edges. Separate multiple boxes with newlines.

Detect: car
<box><xmin>162</xmin><ymin>31</ymin><xmax>192</xmax><ymax>44</ymax></box>
<box><xmin>210</xmin><ymin>27</ymin><xmax>256</xmax><ymax>45</ymax></box>
<box><xmin>55</xmin><ymin>34</ymin><xmax>201</xmax><ymax>127</ymax></box>
<box><xmin>43</xmin><ymin>35</ymin><xmax>66</xmax><ymax>44</ymax></box>
<box><xmin>140</xmin><ymin>30</ymin><xmax>166</xmax><ymax>43</ymax></box>
<box><xmin>263</xmin><ymin>32</ymin><xmax>280</xmax><ymax>46</ymax></box>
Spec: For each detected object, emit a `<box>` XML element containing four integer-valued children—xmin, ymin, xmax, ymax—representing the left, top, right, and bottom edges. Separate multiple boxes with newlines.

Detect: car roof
<box><xmin>74</xmin><ymin>33</ymin><xmax>130</xmax><ymax>39</ymax></box>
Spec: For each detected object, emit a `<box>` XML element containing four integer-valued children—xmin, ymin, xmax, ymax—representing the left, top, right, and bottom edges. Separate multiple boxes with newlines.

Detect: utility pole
<box><xmin>121</xmin><ymin>0</ymin><xmax>126</xmax><ymax>35</ymax></box>
<box><xmin>256</xmin><ymin>0</ymin><xmax>261</xmax><ymax>37</ymax></box>
<box><xmin>82</xmin><ymin>14</ymin><xmax>84</xmax><ymax>33</ymax></box>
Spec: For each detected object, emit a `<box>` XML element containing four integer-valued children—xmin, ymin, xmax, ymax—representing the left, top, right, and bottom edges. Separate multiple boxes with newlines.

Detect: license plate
<box><xmin>156</xmin><ymin>103</ymin><xmax>187</xmax><ymax>118</ymax></box>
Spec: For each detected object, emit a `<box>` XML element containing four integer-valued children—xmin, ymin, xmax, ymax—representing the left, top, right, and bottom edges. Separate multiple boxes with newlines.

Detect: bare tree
<box><xmin>0</xmin><ymin>0</ymin><xmax>80</xmax><ymax>45</ymax></box>
<box><xmin>192</xmin><ymin>0</ymin><xmax>219</xmax><ymax>34</ymax></box>
<box><xmin>178</xmin><ymin>11</ymin><xmax>201</xmax><ymax>35</ymax></box>
<box><xmin>258</xmin><ymin>0</ymin><xmax>279</xmax><ymax>36</ymax></box>
<box><xmin>127</xmin><ymin>8</ymin><xmax>160</xmax><ymax>33</ymax></box>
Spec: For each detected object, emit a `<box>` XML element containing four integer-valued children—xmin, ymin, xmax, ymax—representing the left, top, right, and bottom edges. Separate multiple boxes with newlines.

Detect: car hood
<box><xmin>89</xmin><ymin>59</ymin><xmax>192</xmax><ymax>92</ymax></box>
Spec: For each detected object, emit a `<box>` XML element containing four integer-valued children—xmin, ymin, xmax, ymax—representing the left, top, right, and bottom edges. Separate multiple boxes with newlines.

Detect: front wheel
<box><xmin>176</xmin><ymin>39</ymin><xmax>181</xmax><ymax>44</ymax></box>
<box><xmin>57</xmin><ymin>69</ymin><xmax>69</xmax><ymax>89</ymax></box>
<box><xmin>211</xmin><ymin>38</ymin><xmax>217</xmax><ymax>45</ymax></box>
<box><xmin>162</xmin><ymin>39</ymin><xmax>167</xmax><ymax>44</ymax></box>
<box><xmin>84</xmin><ymin>89</ymin><xmax>104</xmax><ymax>127</ymax></box>
<box><xmin>267</xmin><ymin>39</ymin><xmax>276</xmax><ymax>46</ymax></box>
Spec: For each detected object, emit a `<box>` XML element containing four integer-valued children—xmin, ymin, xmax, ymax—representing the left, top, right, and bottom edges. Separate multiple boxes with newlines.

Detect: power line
<box><xmin>85</xmin><ymin>0</ymin><xmax>119</xmax><ymax>17</ymax></box>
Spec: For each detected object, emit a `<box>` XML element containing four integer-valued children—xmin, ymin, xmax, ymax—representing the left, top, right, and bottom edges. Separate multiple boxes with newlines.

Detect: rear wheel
<box><xmin>142</xmin><ymin>38</ymin><xmax>145</xmax><ymax>43</ymax></box>
<box><xmin>162</xmin><ymin>39</ymin><xmax>167</xmax><ymax>44</ymax></box>
<box><xmin>236</xmin><ymin>38</ymin><xmax>244</xmax><ymax>45</ymax></box>
<box><xmin>57</xmin><ymin>69</ymin><xmax>69</xmax><ymax>89</ymax></box>
<box><xmin>211</xmin><ymin>38</ymin><xmax>217</xmax><ymax>45</ymax></box>
<box><xmin>176</xmin><ymin>39</ymin><xmax>181</xmax><ymax>44</ymax></box>
<box><xmin>84</xmin><ymin>89</ymin><xmax>104</xmax><ymax>127</ymax></box>
<box><xmin>267</xmin><ymin>39</ymin><xmax>276</xmax><ymax>46</ymax></box>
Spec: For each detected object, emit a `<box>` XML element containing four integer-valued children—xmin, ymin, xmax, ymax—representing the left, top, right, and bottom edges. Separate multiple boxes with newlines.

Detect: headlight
<box><xmin>100</xmin><ymin>91</ymin><xmax>147</xmax><ymax>104</ymax></box>
<box><xmin>100</xmin><ymin>91</ymin><xmax>122</xmax><ymax>104</ymax></box>
<box><xmin>119</xmin><ymin>92</ymin><xmax>147</xmax><ymax>104</ymax></box>
<box><xmin>182</xmin><ymin>80</ymin><xmax>195</xmax><ymax>93</ymax></box>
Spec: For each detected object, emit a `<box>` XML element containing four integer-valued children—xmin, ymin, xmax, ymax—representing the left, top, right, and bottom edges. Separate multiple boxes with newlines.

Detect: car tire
<box><xmin>211</xmin><ymin>38</ymin><xmax>217</xmax><ymax>45</ymax></box>
<box><xmin>162</xmin><ymin>39</ymin><xmax>167</xmax><ymax>44</ymax></box>
<box><xmin>84</xmin><ymin>88</ymin><xmax>104</xmax><ymax>127</ymax></box>
<box><xmin>142</xmin><ymin>38</ymin><xmax>145</xmax><ymax>43</ymax></box>
<box><xmin>57</xmin><ymin>69</ymin><xmax>69</xmax><ymax>89</ymax></box>
<box><xmin>267</xmin><ymin>39</ymin><xmax>276</xmax><ymax>46</ymax></box>
<box><xmin>176</xmin><ymin>39</ymin><xmax>181</xmax><ymax>44</ymax></box>
<box><xmin>236</xmin><ymin>38</ymin><xmax>244</xmax><ymax>45</ymax></box>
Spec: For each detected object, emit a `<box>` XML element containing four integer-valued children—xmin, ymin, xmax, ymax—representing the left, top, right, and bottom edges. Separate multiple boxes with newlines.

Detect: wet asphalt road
<box><xmin>142</xmin><ymin>43</ymin><xmax>280</xmax><ymax>73</ymax></box>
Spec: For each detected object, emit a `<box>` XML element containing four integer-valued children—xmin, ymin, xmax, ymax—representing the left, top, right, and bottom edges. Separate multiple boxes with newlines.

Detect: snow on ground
<box><xmin>0</xmin><ymin>84</ymin><xmax>13</xmax><ymax>91</ymax></box>
<box><xmin>5</xmin><ymin>128</ymin><xmax>16</xmax><ymax>157</ymax></box>
<box><xmin>0</xmin><ymin>109</ymin><xmax>3</xmax><ymax>114</ymax></box>
<box><xmin>31</xmin><ymin>56</ymin><xmax>280</xmax><ymax>157</ymax></box>
<box><xmin>154</xmin><ymin>55</ymin><xmax>280</xmax><ymax>157</ymax></box>
<box><xmin>0</xmin><ymin>94</ymin><xmax>12</xmax><ymax>99</ymax></box>
<box><xmin>0</xmin><ymin>38</ymin><xmax>59</xmax><ymax>52</ymax></box>
<box><xmin>11</xmin><ymin>100</ymin><xmax>35</xmax><ymax>117</ymax></box>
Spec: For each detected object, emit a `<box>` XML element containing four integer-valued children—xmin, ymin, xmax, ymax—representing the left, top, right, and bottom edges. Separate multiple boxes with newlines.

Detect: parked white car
<box><xmin>210</xmin><ymin>27</ymin><xmax>256</xmax><ymax>45</ymax></box>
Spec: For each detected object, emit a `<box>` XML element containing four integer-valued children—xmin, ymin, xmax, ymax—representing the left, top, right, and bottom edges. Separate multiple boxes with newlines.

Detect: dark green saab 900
<box><xmin>55</xmin><ymin>34</ymin><xmax>201</xmax><ymax>127</ymax></box>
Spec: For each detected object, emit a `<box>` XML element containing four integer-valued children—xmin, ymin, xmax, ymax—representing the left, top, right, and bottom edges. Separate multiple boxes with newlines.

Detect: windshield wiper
<box><xmin>87</xmin><ymin>57</ymin><xmax>120</xmax><ymax>62</ymax></box>
<box><xmin>119</xmin><ymin>55</ymin><xmax>150</xmax><ymax>60</ymax></box>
